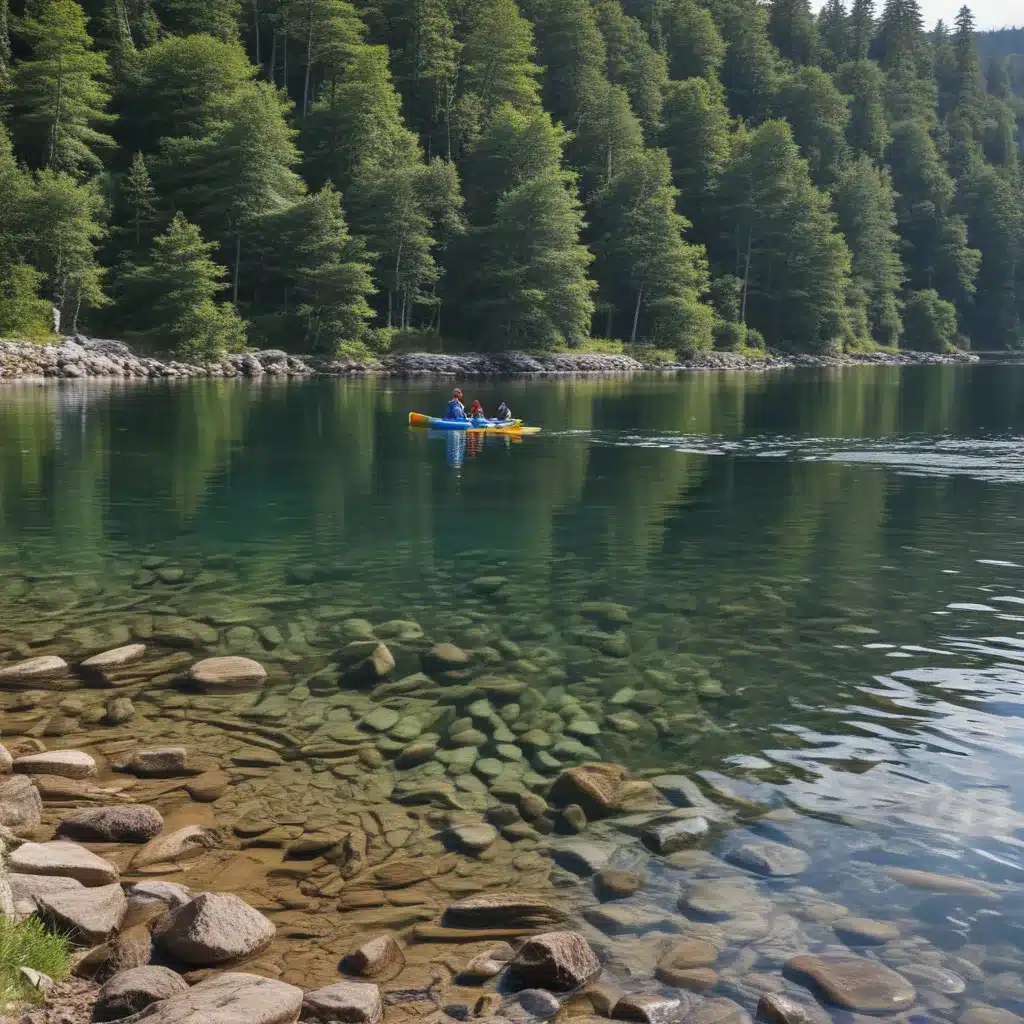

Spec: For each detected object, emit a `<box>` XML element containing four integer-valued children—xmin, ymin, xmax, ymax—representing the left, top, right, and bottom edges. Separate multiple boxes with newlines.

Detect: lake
<box><xmin>1</xmin><ymin>365</ymin><xmax>1023</xmax><ymax>1014</ymax></box>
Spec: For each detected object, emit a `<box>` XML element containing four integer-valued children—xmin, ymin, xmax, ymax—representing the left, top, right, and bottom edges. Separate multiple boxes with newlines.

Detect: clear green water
<box><xmin>2</xmin><ymin>367</ymin><xmax>1024</xmax><ymax>1001</ymax></box>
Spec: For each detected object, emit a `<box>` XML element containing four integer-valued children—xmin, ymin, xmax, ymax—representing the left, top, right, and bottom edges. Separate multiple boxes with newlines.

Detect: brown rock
<box><xmin>186</xmin><ymin>770</ymin><xmax>230</xmax><ymax>802</ymax></box>
<box><xmin>56</xmin><ymin>805</ymin><xmax>163</xmax><ymax>843</ymax></box>
<box><xmin>117</xmin><ymin>972</ymin><xmax>302</xmax><ymax>1024</ymax></box>
<box><xmin>549</xmin><ymin>763</ymin><xmax>627</xmax><ymax>819</ymax></box>
<box><xmin>155</xmin><ymin>892</ymin><xmax>276</xmax><ymax>966</ymax></box>
<box><xmin>131</xmin><ymin>825</ymin><xmax>219</xmax><ymax>869</ymax></box>
<box><xmin>885</xmin><ymin>867</ymin><xmax>998</xmax><ymax>899</ymax></box>
<box><xmin>460</xmin><ymin>942</ymin><xmax>515</xmax><ymax>981</ymax></box>
<box><xmin>9</xmin><ymin>840</ymin><xmax>119</xmax><ymax>886</ymax></box>
<box><xmin>129</xmin><ymin>747</ymin><xmax>190</xmax><ymax>776</ymax></box>
<box><xmin>833</xmin><ymin>918</ymin><xmax>901</xmax><ymax>946</ymax></box>
<box><xmin>612</xmin><ymin>994</ymin><xmax>684</xmax><ymax>1024</ymax></box>
<box><xmin>345</xmin><ymin>644</ymin><xmax>395</xmax><ymax>684</ymax></box>
<box><xmin>303</xmin><ymin>980</ymin><xmax>383</xmax><ymax>1024</ymax></box>
<box><xmin>595</xmin><ymin>869</ymin><xmax>646</xmax><ymax>901</ymax></box>
<box><xmin>93</xmin><ymin>965</ymin><xmax>189</xmax><ymax>1021</ymax></box>
<box><xmin>509</xmin><ymin>931</ymin><xmax>601</xmax><ymax>990</ymax></box>
<box><xmin>83</xmin><ymin>645</ymin><xmax>147</xmax><ymax>672</ymax></box>
<box><xmin>188</xmin><ymin>656</ymin><xmax>268</xmax><ymax>691</ymax></box>
<box><xmin>14</xmin><ymin>749</ymin><xmax>97</xmax><ymax>779</ymax></box>
<box><xmin>345</xmin><ymin>934</ymin><xmax>405</xmax><ymax>977</ymax></box>
<box><xmin>423</xmin><ymin>643</ymin><xmax>471</xmax><ymax>672</ymax></box>
<box><xmin>443</xmin><ymin>892</ymin><xmax>566</xmax><ymax>929</ymax></box>
<box><xmin>786</xmin><ymin>955</ymin><xmax>916</xmax><ymax>1013</ymax></box>
<box><xmin>0</xmin><ymin>655</ymin><xmax>68</xmax><ymax>685</ymax></box>
<box><xmin>372</xmin><ymin>861</ymin><xmax>432</xmax><ymax>889</ymax></box>
<box><xmin>104</xmin><ymin>697</ymin><xmax>136</xmax><ymax>724</ymax></box>
<box><xmin>657</xmin><ymin>939</ymin><xmax>719</xmax><ymax>971</ymax></box>
<box><xmin>658</xmin><ymin>967</ymin><xmax>718</xmax><ymax>992</ymax></box>
<box><xmin>757</xmin><ymin>993</ymin><xmax>830</xmax><ymax>1024</ymax></box>
<box><xmin>0</xmin><ymin>774</ymin><xmax>42</xmax><ymax>833</ymax></box>
<box><xmin>73</xmin><ymin>923</ymin><xmax>154</xmax><ymax>982</ymax></box>
<box><xmin>690</xmin><ymin>998</ymin><xmax>751</xmax><ymax>1024</ymax></box>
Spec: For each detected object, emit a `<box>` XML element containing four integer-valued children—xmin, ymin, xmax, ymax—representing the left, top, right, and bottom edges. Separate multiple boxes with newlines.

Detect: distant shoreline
<box><xmin>0</xmin><ymin>336</ymin><xmax>980</xmax><ymax>381</ymax></box>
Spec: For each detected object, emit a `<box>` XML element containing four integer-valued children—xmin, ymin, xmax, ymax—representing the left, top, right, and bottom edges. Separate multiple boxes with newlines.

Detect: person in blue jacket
<box><xmin>445</xmin><ymin>388</ymin><xmax>467</xmax><ymax>420</ymax></box>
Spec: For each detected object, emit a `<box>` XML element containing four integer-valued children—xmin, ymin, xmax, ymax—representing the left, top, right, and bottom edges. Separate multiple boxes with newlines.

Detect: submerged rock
<box><xmin>509</xmin><ymin>931</ymin><xmax>601</xmax><ymax>990</ymax></box>
<box><xmin>0</xmin><ymin>655</ymin><xmax>69</xmax><ymax>685</ymax></box>
<box><xmin>786</xmin><ymin>955</ymin><xmax>916</xmax><ymax>1013</ymax></box>
<box><xmin>725</xmin><ymin>840</ymin><xmax>809</xmax><ymax>877</ymax></box>
<box><xmin>641</xmin><ymin>816</ymin><xmax>710</xmax><ymax>854</ymax></box>
<box><xmin>188</xmin><ymin>655</ymin><xmax>268</xmax><ymax>691</ymax></box>
<box><xmin>131</xmin><ymin>825</ymin><xmax>220</xmax><ymax>868</ymax></box>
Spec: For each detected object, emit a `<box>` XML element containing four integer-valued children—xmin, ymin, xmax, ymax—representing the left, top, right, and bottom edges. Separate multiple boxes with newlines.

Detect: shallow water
<box><xmin>2</xmin><ymin>366</ymin><xmax>1024</xmax><ymax>1014</ymax></box>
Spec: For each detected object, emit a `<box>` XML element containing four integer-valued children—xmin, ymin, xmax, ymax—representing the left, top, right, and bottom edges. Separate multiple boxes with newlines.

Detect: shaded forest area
<box><xmin>0</xmin><ymin>0</ymin><xmax>1022</xmax><ymax>359</ymax></box>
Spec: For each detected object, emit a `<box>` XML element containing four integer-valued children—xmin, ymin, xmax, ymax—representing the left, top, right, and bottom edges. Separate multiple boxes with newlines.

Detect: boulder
<box><xmin>786</xmin><ymin>955</ymin><xmax>916</xmax><ymax>1013</ymax></box>
<box><xmin>423</xmin><ymin>643</ymin><xmax>471</xmax><ymax>673</ymax></box>
<box><xmin>131</xmin><ymin>825</ymin><xmax>219</xmax><ymax>869</ymax></box>
<box><xmin>188</xmin><ymin>656</ymin><xmax>267</xmax><ymax>692</ymax></box>
<box><xmin>443</xmin><ymin>892</ymin><xmax>566</xmax><ymax>929</ymax></box>
<box><xmin>549</xmin><ymin>763</ymin><xmax>627</xmax><ymax>819</ymax></box>
<box><xmin>725</xmin><ymin>840</ymin><xmax>809</xmax><ymax>877</ymax></box>
<box><xmin>344</xmin><ymin>644</ymin><xmax>395</xmax><ymax>684</ymax></box>
<box><xmin>73</xmin><ymin>923</ymin><xmax>153</xmax><ymax>982</ymax></box>
<box><xmin>9</xmin><ymin>840</ymin><xmax>119</xmax><ymax>886</ymax></box>
<box><xmin>35</xmin><ymin>882</ymin><xmax>127</xmax><ymax>945</ymax></box>
<box><xmin>56</xmin><ymin>805</ymin><xmax>164</xmax><ymax>843</ymax></box>
<box><xmin>10</xmin><ymin>871</ymin><xmax>84</xmax><ymax>912</ymax></box>
<box><xmin>113</xmin><ymin>972</ymin><xmax>302</xmax><ymax>1024</ymax></box>
<box><xmin>155</xmin><ymin>892</ymin><xmax>276</xmax><ymax>966</ymax></box>
<box><xmin>94</xmin><ymin>965</ymin><xmax>189</xmax><ymax>1021</ymax></box>
<box><xmin>128</xmin><ymin>747</ymin><xmax>190</xmax><ymax>776</ymax></box>
<box><xmin>345</xmin><ymin>934</ymin><xmax>405</xmax><ymax>977</ymax></box>
<box><xmin>612</xmin><ymin>994</ymin><xmax>684</xmax><ymax>1024</ymax></box>
<box><xmin>127</xmin><ymin>880</ymin><xmax>194</xmax><ymax>910</ymax></box>
<box><xmin>14</xmin><ymin>749</ymin><xmax>97</xmax><ymax>779</ymax></box>
<box><xmin>509</xmin><ymin>931</ymin><xmax>601</xmax><ymax>990</ymax></box>
<box><xmin>302</xmin><ymin>981</ymin><xmax>383</xmax><ymax>1024</ymax></box>
<box><xmin>756</xmin><ymin>994</ymin><xmax>830</xmax><ymax>1024</ymax></box>
<box><xmin>82</xmin><ymin>644</ymin><xmax>147</xmax><ymax>672</ymax></box>
<box><xmin>0</xmin><ymin>774</ymin><xmax>43</xmax><ymax>832</ymax></box>
<box><xmin>0</xmin><ymin>655</ymin><xmax>68</xmax><ymax>685</ymax></box>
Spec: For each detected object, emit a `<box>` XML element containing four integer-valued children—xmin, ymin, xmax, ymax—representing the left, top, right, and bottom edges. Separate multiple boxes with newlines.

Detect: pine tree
<box><xmin>833</xmin><ymin>155</ymin><xmax>904</xmax><ymax>344</ymax></box>
<box><xmin>152</xmin><ymin>0</ymin><xmax>243</xmax><ymax>40</ymax></box>
<box><xmin>774</xmin><ymin>66</ymin><xmax>849</xmax><ymax>186</ymax></box>
<box><xmin>117</xmin><ymin>212</ymin><xmax>247</xmax><ymax>358</ymax></box>
<box><xmin>945</xmin><ymin>5</ymin><xmax>984</xmax><ymax>176</ymax></box>
<box><xmin>768</xmin><ymin>0</ymin><xmax>820</xmax><ymax>67</ymax></box>
<box><xmin>662</xmin><ymin>0</ymin><xmax>725</xmax><ymax>82</ymax></box>
<box><xmin>874</xmin><ymin>0</ymin><xmax>925</xmax><ymax>71</ymax></box>
<box><xmin>156</xmin><ymin>80</ymin><xmax>305</xmax><ymax>305</ymax></box>
<box><xmin>592</xmin><ymin>147</ymin><xmax>713</xmax><ymax>349</ymax></box>
<box><xmin>10</xmin><ymin>0</ymin><xmax>115</xmax><ymax>177</ymax></box>
<box><xmin>569</xmin><ymin>79</ymin><xmax>644</xmax><ymax>196</ymax></box>
<box><xmin>460</xmin><ymin>0</ymin><xmax>541</xmax><ymax>119</ymax></box>
<box><xmin>985</xmin><ymin>54</ymin><xmax>1012</xmax><ymax>99</ymax></box>
<box><xmin>817</xmin><ymin>0</ymin><xmax>848</xmax><ymax>70</ymax></box>
<box><xmin>660</xmin><ymin>76</ymin><xmax>731</xmax><ymax>245</ymax></box>
<box><xmin>720</xmin><ymin>119</ymin><xmax>853</xmax><ymax>350</ymax></box>
<box><xmin>902</xmin><ymin>288</ymin><xmax>959</xmax><ymax>350</ymax></box>
<box><xmin>449</xmin><ymin>105</ymin><xmax>594</xmax><ymax>348</ymax></box>
<box><xmin>836</xmin><ymin>60</ymin><xmax>889</xmax><ymax>161</ymax></box>
<box><xmin>121</xmin><ymin>151</ymin><xmax>158</xmax><ymax>248</ymax></box>
<box><xmin>283</xmin><ymin>0</ymin><xmax>363</xmax><ymax>118</ymax></box>
<box><xmin>592</xmin><ymin>0</ymin><xmax>666</xmax><ymax>138</ymax></box>
<box><xmin>713</xmin><ymin>0</ymin><xmax>779</xmax><ymax>124</ymax></box>
<box><xmin>847</xmin><ymin>0</ymin><xmax>874</xmax><ymax>59</ymax></box>
<box><xmin>0</xmin><ymin>0</ymin><xmax>12</xmax><ymax>85</ymax></box>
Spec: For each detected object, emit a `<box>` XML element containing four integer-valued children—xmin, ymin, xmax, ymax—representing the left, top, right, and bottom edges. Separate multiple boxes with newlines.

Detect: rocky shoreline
<box><xmin>0</xmin><ymin>337</ymin><xmax>980</xmax><ymax>381</ymax></box>
<box><xmin>0</xmin><ymin>618</ymin><xmax>1017</xmax><ymax>1024</ymax></box>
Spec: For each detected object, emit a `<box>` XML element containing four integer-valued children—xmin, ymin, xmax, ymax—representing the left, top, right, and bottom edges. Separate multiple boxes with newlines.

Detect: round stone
<box><xmin>833</xmin><ymin>918</ymin><xmax>901</xmax><ymax>946</ymax></box>
<box><xmin>448</xmin><ymin>823</ymin><xmax>499</xmax><ymax>853</ymax></box>
<box><xmin>188</xmin><ymin>656</ymin><xmax>267</xmax><ymax>691</ymax></box>
<box><xmin>786</xmin><ymin>955</ymin><xmax>916</xmax><ymax>1013</ymax></box>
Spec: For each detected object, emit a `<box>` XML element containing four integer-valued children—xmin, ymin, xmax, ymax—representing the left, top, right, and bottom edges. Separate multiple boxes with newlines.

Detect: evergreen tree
<box><xmin>9</xmin><ymin>0</ymin><xmax>115</xmax><ymax>177</ymax></box>
<box><xmin>833</xmin><ymin>155</ymin><xmax>904</xmax><ymax>344</ymax></box>
<box><xmin>593</xmin><ymin>0</ymin><xmax>667</xmax><ymax>137</ymax></box>
<box><xmin>283</xmin><ymin>0</ymin><xmax>363</xmax><ymax>118</ymax></box>
<box><xmin>836</xmin><ymin>59</ymin><xmax>889</xmax><ymax>160</ymax></box>
<box><xmin>662</xmin><ymin>0</ymin><xmax>725</xmax><ymax>82</ymax></box>
<box><xmin>1</xmin><ymin>0</ymin><xmax>11</xmax><ymax>85</ymax></box>
<box><xmin>817</xmin><ymin>0</ymin><xmax>848</xmax><ymax>70</ymax></box>
<box><xmin>117</xmin><ymin>213</ymin><xmax>246</xmax><ymax>358</ymax></box>
<box><xmin>121</xmin><ymin>151</ymin><xmax>158</xmax><ymax>248</ymax></box>
<box><xmin>902</xmin><ymin>287</ymin><xmax>959</xmax><ymax>349</ymax></box>
<box><xmin>156</xmin><ymin>80</ymin><xmax>305</xmax><ymax>304</ymax></box>
<box><xmin>719</xmin><ymin>119</ymin><xmax>853</xmax><ymax>350</ymax></box>
<box><xmin>449</xmin><ymin>105</ymin><xmax>594</xmax><ymax>348</ymax></box>
<box><xmin>945</xmin><ymin>5</ymin><xmax>984</xmax><ymax>176</ymax></box>
<box><xmin>460</xmin><ymin>0</ymin><xmax>541</xmax><ymax>119</ymax></box>
<box><xmin>768</xmin><ymin>0</ymin><xmax>819</xmax><ymax>67</ymax></box>
<box><xmin>20</xmin><ymin>170</ymin><xmax>108</xmax><ymax>332</ymax></box>
<box><xmin>152</xmin><ymin>0</ymin><xmax>242</xmax><ymax>40</ymax></box>
<box><xmin>847</xmin><ymin>0</ymin><xmax>874</xmax><ymax>60</ymax></box>
<box><xmin>592</xmin><ymin>147</ymin><xmax>714</xmax><ymax>349</ymax></box>
<box><xmin>250</xmin><ymin>185</ymin><xmax>375</xmax><ymax>351</ymax></box>
<box><xmin>874</xmin><ymin>0</ymin><xmax>925</xmax><ymax>71</ymax></box>
<box><xmin>985</xmin><ymin>54</ymin><xmax>1012</xmax><ymax>99</ymax></box>
<box><xmin>660</xmin><ymin>76</ymin><xmax>731</xmax><ymax>244</ymax></box>
<box><xmin>774</xmin><ymin>66</ymin><xmax>849</xmax><ymax>186</ymax></box>
<box><xmin>569</xmin><ymin>79</ymin><xmax>644</xmax><ymax>197</ymax></box>
<box><xmin>713</xmin><ymin>0</ymin><xmax>780</xmax><ymax>124</ymax></box>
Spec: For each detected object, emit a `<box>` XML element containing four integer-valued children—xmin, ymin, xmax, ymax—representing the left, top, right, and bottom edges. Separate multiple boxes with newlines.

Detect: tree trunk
<box><xmin>269</xmin><ymin>29</ymin><xmax>277</xmax><ymax>84</ymax></box>
<box><xmin>606</xmin><ymin>306</ymin><xmax>613</xmax><ymax>339</ymax></box>
<box><xmin>252</xmin><ymin>0</ymin><xmax>261</xmax><ymax>68</ymax></box>
<box><xmin>303</xmin><ymin>14</ymin><xmax>313</xmax><ymax>116</ymax></box>
<box><xmin>233</xmin><ymin>232</ymin><xmax>241</xmax><ymax>305</ymax></box>
<box><xmin>283</xmin><ymin>29</ymin><xmax>288</xmax><ymax>92</ymax></box>
<box><xmin>48</xmin><ymin>58</ymin><xmax>65</xmax><ymax>169</ymax></box>
<box><xmin>740</xmin><ymin>223</ymin><xmax>752</xmax><ymax>325</ymax></box>
<box><xmin>630</xmin><ymin>285</ymin><xmax>644</xmax><ymax>344</ymax></box>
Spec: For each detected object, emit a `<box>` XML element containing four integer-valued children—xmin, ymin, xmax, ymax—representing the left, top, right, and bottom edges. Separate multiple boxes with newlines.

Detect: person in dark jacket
<box><xmin>495</xmin><ymin>402</ymin><xmax>512</xmax><ymax>422</ymax></box>
<box><xmin>445</xmin><ymin>388</ymin><xmax>467</xmax><ymax>420</ymax></box>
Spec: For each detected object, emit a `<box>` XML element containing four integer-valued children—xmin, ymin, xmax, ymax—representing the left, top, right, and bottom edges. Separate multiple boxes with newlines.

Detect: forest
<box><xmin>0</xmin><ymin>0</ymin><xmax>1021</xmax><ymax>359</ymax></box>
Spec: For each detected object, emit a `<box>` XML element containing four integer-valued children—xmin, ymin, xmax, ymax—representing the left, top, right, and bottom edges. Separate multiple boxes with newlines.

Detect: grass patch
<box><xmin>0</xmin><ymin>916</ymin><xmax>71</xmax><ymax>1006</ymax></box>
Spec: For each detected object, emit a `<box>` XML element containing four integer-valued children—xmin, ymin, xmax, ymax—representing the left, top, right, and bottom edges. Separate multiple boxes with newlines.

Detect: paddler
<box><xmin>445</xmin><ymin>388</ymin><xmax>467</xmax><ymax>420</ymax></box>
<box><xmin>469</xmin><ymin>399</ymin><xmax>487</xmax><ymax>422</ymax></box>
<box><xmin>495</xmin><ymin>402</ymin><xmax>512</xmax><ymax>422</ymax></box>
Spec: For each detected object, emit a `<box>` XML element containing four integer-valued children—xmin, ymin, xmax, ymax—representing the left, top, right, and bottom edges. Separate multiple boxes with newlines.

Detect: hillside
<box><xmin>0</xmin><ymin>0</ymin><xmax>1022</xmax><ymax>358</ymax></box>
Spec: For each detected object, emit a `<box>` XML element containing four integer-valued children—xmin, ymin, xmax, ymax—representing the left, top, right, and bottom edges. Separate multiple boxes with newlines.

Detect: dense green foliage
<box><xmin>0</xmin><ymin>0</ymin><xmax>1021</xmax><ymax>355</ymax></box>
<box><xmin>0</xmin><ymin>915</ymin><xmax>71</xmax><ymax>1005</ymax></box>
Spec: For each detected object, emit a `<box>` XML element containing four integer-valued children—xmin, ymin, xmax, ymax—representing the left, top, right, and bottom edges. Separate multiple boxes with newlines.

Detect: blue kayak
<box><xmin>408</xmin><ymin>412</ymin><xmax>530</xmax><ymax>431</ymax></box>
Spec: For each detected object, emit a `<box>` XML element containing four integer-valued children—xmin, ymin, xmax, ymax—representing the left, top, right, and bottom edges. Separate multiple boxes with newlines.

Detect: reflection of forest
<box><xmin>2</xmin><ymin>368</ymin><xmax>1024</xmax><ymax>597</ymax></box>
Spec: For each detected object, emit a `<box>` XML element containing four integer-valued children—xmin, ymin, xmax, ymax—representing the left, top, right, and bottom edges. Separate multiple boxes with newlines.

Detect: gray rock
<box><xmin>126</xmin><ymin>880</ymin><xmax>193</xmax><ymax>910</ymax></box>
<box><xmin>14</xmin><ymin>749</ymin><xmax>96</xmax><ymax>779</ymax></box>
<box><xmin>128</xmin><ymin>747</ymin><xmax>190</xmax><ymax>777</ymax></box>
<box><xmin>57</xmin><ymin>806</ymin><xmax>164</xmax><ymax>843</ymax></box>
<box><xmin>499</xmin><ymin>989</ymin><xmax>562</xmax><ymax>1022</ymax></box>
<box><xmin>725</xmin><ymin>840</ymin><xmax>809</xmax><ymax>877</ymax></box>
<box><xmin>0</xmin><ymin>655</ymin><xmax>68</xmax><ymax>685</ymax></box>
<box><xmin>0</xmin><ymin>774</ymin><xmax>43</xmax><ymax>832</ymax></box>
<box><xmin>899</xmin><ymin>963</ymin><xmax>965</xmax><ymax>995</ymax></box>
<box><xmin>10</xmin><ymin>840</ymin><xmax>118</xmax><ymax>886</ymax></box>
<box><xmin>612</xmin><ymin>994</ymin><xmax>686</xmax><ymax>1024</ymax></box>
<box><xmin>642</xmin><ymin>816</ymin><xmax>710</xmax><ymax>854</ymax></box>
<box><xmin>114</xmin><ymin>972</ymin><xmax>303</xmax><ymax>1024</ymax></box>
<box><xmin>35</xmin><ymin>882</ymin><xmax>127</xmax><ymax>944</ymax></box>
<box><xmin>443</xmin><ymin>892</ymin><xmax>565</xmax><ymax>929</ymax></box>
<box><xmin>188</xmin><ymin>656</ymin><xmax>268</xmax><ymax>691</ymax></box>
<box><xmin>550</xmin><ymin>839</ymin><xmax>617</xmax><ymax>877</ymax></box>
<box><xmin>155</xmin><ymin>892</ymin><xmax>276</xmax><ymax>965</ymax></box>
<box><xmin>18</xmin><ymin>966</ymin><xmax>53</xmax><ymax>993</ymax></box>
<box><xmin>94</xmin><ymin>966</ymin><xmax>189</xmax><ymax>1021</ymax></box>
<box><xmin>447</xmin><ymin>823</ymin><xmax>498</xmax><ymax>853</ymax></box>
<box><xmin>509</xmin><ymin>931</ymin><xmax>601</xmax><ymax>990</ymax></box>
<box><xmin>131</xmin><ymin>825</ymin><xmax>219</xmax><ymax>869</ymax></box>
<box><xmin>786</xmin><ymin>955</ymin><xmax>916</xmax><ymax>1013</ymax></box>
<box><xmin>345</xmin><ymin>934</ymin><xmax>405</xmax><ymax>977</ymax></box>
<box><xmin>651</xmin><ymin>775</ymin><xmax>711</xmax><ymax>808</ymax></box>
<box><xmin>0</xmin><ymin>742</ymin><xmax>12</xmax><ymax>774</ymax></box>
<box><xmin>460</xmin><ymin>943</ymin><xmax>514</xmax><ymax>981</ymax></box>
<box><xmin>104</xmin><ymin>697</ymin><xmax>136</xmax><ymax>724</ymax></box>
<box><xmin>303</xmin><ymin>981</ymin><xmax>383</xmax><ymax>1024</ymax></box>
<box><xmin>82</xmin><ymin>645</ymin><xmax>147</xmax><ymax>671</ymax></box>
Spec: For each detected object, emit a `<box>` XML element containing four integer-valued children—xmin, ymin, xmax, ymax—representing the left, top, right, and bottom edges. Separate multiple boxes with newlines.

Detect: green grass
<box><xmin>0</xmin><ymin>916</ymin><xmax>71</xmax><ymax>1007</ymax></box>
